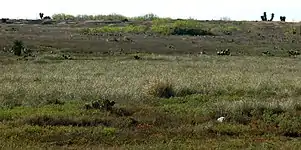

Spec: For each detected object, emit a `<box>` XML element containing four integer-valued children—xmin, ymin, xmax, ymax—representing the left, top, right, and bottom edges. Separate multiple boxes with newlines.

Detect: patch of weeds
<box><xmin>84</xmin><ymin>99</ymin><xmax>115</xmax><ymax>111</ymax></box>
<box><xmin>1</xmin><ymin>99</ymin><xmax>22</xmax><ymax>109</ymax></box>
<box><xmin>24</xmin><ymin>115</ymin><xmax>110</xmax><ymax>127</ymax></box>
<box><xmin>293</xmin><ymin>103</ymin><xmax>301</xmax><ymax>111</ymax></box>
<box><xmin>45</xmin><ymin>99</ymin><xmax>65</xmax><ymax>105</ymax></box>
<box><xmin>277</xmin><ymin>115</ymin><xmax>301</xmax><ymax>137</ymax></box>
<box><xmin>0</xmin><ymin>112</ymin><xmax>13</xmax><ymax>121</ymax></box>
<box><xmin>206</xmin><ymin>101</ymin><xmax>288</xmax><ymax>125</ymax></box>
<box><xmin>143</xmin><ymin>78</ymin><xmax>175</xmax><ymax>98</ymax></box>
<box><xmin>5</xmin><ymin>27</ymin><xmax>18</xmax><ymax>31</ymax></box>
<box><xmin>84</xmin><ymin>100</ymin><xmax>134</xmax><ymax>117</ymax></box>
<box><xmin>102</xmin><ymin>127</ymin><xmax>117</xmax><ymax>136</ymax></box>
<box><xmin>175</xmin><ymin>87</ymin><xmax>199</xmax><ymax>97</ymax></box>
<box><xmin>41</xmin><ymin>54</ymin><xmax>66</xmax><ymax>60</ymax></box>
<box><xmin>32</xmin><ymin>60</ymin><xmax>50</xmax><ymax>64</ymax></box>
<box><xmin>171</xmin><ymin>27</ymin><xmax>214</xmax><ymax>36</ymax></box>
<box><xmin>115</xmin><ymin>117</ymin><xmax>138</xmax><ymax>128</ymax></box>
<box><xmin>1</xmin><ymin>89</ymin><xmax>27</xmax><ymax>108</ymax></box>
<box><xmin>209</xmin><ymin>123</ymin><xmax>250</xmax><ymax>136</ymax></box>
<box><xmin>111</xmin><ymin>107</ymin><xmax>134</xmax><ymax>117</ymax></box>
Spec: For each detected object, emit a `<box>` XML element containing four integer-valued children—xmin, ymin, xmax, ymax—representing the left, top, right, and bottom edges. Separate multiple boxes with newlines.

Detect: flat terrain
<box><xmin>2</xmin><ymin>19</ymin><xmax>301</xmax><ymax>149</ymax></box>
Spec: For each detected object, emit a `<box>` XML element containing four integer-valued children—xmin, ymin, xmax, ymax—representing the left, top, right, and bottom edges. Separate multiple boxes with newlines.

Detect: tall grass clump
<box><xmin>143</xmin><ymin>77</ymin><xmax>175</xmax><ymax>98</ymax></box>
<box><xmin>12</xmin><ymin>40</ymin><xmax>24</xmax><ymax>56</ymax></box>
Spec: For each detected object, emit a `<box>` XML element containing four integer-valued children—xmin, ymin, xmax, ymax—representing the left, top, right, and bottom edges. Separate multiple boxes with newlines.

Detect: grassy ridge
<box><xmin>80</xmin><ymin>19</ymin><xmax>241</xmax><ymax>36</ymax></box>
<box><xmin>2</xmin><ymin>55</ymin><xmax>301</xmax><ymax>148</ymax></box>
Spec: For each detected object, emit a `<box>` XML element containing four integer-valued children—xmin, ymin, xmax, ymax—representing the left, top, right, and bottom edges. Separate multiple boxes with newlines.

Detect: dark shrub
<box><xmin>12</xmin><ymin>40</ymin><xmax>24</xmax><ymax>56</ymax></box>
<box><xmin>172</xmin><ymin>27</ymin><xmax>214</xmax><ymax>36</ymax></box>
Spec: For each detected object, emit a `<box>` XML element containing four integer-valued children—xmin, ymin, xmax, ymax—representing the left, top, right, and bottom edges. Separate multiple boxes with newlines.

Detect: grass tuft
<box><xmin>143</xmin><ymin>77</ymin><xmax>175</xmax><ymax>98</ymax></box>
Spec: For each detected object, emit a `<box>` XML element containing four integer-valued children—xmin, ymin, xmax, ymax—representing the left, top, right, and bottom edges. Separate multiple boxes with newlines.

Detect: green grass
<box><xmin>3</xmin><ymin>12</ymin><xmax>301</xmax><ymax>149</ymax></box>
<box><xmin>2</xmin><ymin>54</ymin><xmax>301</xmax><ymax>149</ymax></box>
<box><xmin>80</xmin><ymin>18</ymin><xmax>244</xmax><ymax>36</ymax></box>
<box><xmin>80</xmin><ymin>19</ymin><xmax>233</xmax><ymax>36</ymax></box>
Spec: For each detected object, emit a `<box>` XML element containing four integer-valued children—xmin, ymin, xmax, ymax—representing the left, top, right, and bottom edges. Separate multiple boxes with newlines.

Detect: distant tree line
<box><xmin>51</xmin><ymin>13</ymin><xmax>161</xmax><ymax>21</ymax></box>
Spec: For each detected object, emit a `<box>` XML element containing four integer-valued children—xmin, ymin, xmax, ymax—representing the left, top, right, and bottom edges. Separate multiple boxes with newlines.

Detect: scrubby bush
<box><xmin>81</xmin><ymin>19</ymin><xmax>215</xmax><ymax>36</ymax></box>
<box><xmin>143</xmin><ymin>78</ymin><xmax>175</xmax><ymax>98</ymax></box>
<box><xmin>172</xmin><ymin>27</ymin><xmax>213</xmax><ymax>36</ymax></box>
<box><xmin>12</xmin><ymin>40</ymin><xmax>24</xmax><ymax>56</ymax></box>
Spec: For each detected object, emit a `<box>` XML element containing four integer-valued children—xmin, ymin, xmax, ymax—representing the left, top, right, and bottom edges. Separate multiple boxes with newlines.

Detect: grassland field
<box><xmin>2</xmin><ymin>15</ymin><xmax>301</xmax><ymax>149</ymax></box>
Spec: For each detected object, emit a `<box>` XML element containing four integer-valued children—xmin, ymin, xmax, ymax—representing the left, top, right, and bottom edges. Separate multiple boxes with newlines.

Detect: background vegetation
<box><xmin>1</xmin><ymin>12</ymin><xmax>301</xmax><ymax>149</ymax></box>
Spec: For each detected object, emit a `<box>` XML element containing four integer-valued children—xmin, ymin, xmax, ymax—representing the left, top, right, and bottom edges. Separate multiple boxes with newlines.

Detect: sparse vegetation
<box><xmin>81</xmin><ymin>19</ymin><xmax>216</xmax><ymax>36</ymax></box>
<box><xmin>2</xmin><ymin>12</ymin><xmax>301</xmax><ymax>149</ymax></box>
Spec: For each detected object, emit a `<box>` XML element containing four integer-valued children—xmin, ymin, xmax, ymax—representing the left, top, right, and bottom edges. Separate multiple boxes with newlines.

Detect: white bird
<box><xmin>217</xmin><ymin>117</ymin><xmax>225</xmax><ymax>123</ymax></box>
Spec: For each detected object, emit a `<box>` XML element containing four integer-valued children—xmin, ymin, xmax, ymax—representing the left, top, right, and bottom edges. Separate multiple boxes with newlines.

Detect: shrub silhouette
<box><xmin>39</xmin><ymin>13</ymin><xmax>44</xmax><ymax>20</ymax></box>
<box><xmin>1</xmin><ymin>18</ymin><xmax>9</xmax><ymax>23</ymax></box>
<box><xmin>280</xmin><ymin>16</ymin><xmax>286</xmax><ymax>22</ymax></box>
<box><xmin>261</xmin><ymin>12</ymin><xmax>275</xmax><ymax>21</ymax></box>
<box><xmin>43</xmin><ymin>16</ymin><xmax>51</xmax><ymax>20</ymax></box>
<box><xmin>261</xmin><ymin>12</ymin><xmax>267</xmax><ymax>21</ymax></box>
<box><xmin>269</xmin><ymin>13</ymin><xmax>275</xmax><ymax>21</ymax></box>
<box><xmin>12</xmin><ymin>40</ymin><xmax>24</xmax><ymax>56</ymax></box>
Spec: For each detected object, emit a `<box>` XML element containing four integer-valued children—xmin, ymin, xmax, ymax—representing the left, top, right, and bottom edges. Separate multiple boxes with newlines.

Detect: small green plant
<box><xmin>12</xmin><ymin>40</ymin><xmax>24</xmax><ymax>56</ymax></box>
<box><xmin>102</xmin><ymin>127</ymin><xmax>117</xmax><ymax>136</ymax></box>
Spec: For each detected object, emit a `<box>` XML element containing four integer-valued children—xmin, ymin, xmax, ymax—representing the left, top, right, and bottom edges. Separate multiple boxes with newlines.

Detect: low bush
<box><xmin>143</xmin><ymin>78</ymin><xmax>175</xmax><ymax>98</ymax></box>
<box><xmin>12</xmin><ymin>40</ymin><xmax>24</xmax><ymax>56</ymax></box>
<box><xmin>81</xmin><ymin>19</ymin><xmax>214</xmax><ymax>36</ymax></box>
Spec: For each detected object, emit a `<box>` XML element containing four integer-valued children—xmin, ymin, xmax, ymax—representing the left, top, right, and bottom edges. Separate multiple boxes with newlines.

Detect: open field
<box><xmin>2</xmin><ymin>16</ymin><xmax>301</xmax><ymax>149</ymax></box>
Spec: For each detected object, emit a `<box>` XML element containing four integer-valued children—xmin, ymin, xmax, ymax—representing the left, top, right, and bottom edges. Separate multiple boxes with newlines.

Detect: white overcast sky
<box><xmin>1</xmin><ymin>0</ymin><xmax>300</xmax><ymax>21</ymax></box>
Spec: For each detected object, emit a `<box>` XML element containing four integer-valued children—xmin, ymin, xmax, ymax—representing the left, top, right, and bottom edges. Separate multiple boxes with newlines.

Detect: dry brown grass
<box><xmin>143</xmin><ymin>77</ymin><xmax>175</xmax><ymax>98</ymax></box>
<box><xmin>2</xmin><ymin>54</ymin><xmax>301</xmax><ymax>148</ymax></box>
